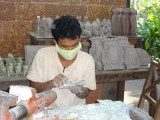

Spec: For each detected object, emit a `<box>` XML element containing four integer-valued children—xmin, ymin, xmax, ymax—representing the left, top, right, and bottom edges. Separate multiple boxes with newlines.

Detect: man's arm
<box><xmin>31</xmin><ymin>81</ymin><xmax>53</xmax><ymax>93</ymax></box>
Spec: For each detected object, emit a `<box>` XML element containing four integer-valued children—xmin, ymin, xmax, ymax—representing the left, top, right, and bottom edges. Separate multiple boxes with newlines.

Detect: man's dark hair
<box><xmin>51</xmin><ymin>15</ymin><xmax>82</xmax><ymax>43</ymax></box>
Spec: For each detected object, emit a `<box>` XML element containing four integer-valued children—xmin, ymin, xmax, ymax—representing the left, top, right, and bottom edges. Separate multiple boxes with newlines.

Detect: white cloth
<box><xmin>26</xmin><ymin>47</ymin><xmax>96</xmax><ymax>108</ymax></box>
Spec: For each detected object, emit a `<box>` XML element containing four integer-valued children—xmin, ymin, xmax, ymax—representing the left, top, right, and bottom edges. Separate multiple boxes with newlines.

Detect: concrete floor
<box><xmin>124</xmin><ymin>79</ymin><xmax>149</xmax><ymax>113</ymax></box>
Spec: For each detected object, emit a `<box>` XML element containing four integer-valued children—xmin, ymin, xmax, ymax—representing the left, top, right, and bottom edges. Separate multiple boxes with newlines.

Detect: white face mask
<box><xmin>56</xmin><ymin>42</ymin><xmax>82</xmax><ymax>60</ymax></box>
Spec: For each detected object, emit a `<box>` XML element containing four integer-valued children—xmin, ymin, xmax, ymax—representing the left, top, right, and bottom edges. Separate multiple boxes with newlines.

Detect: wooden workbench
<box><xmin>0</xmin><ymin>69</ymin><xmax>149</xmax><ymax>104</ymax></box>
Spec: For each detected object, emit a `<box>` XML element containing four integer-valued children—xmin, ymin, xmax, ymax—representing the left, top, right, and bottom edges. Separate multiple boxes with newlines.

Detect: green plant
<box><xmin>136</xmin><ymin>2</ymin><xmax>160</xmax><ymax>58</ymax></box>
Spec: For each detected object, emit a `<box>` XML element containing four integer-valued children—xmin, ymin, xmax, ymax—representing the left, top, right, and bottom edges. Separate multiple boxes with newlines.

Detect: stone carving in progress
<box><xmin>129</xmin><ymin>8</ymin><xmax>137</xmax><ymax>36</ymax></box>
<box><xmin>122</xmin><ymin>8</ymin><xmax>130</xmax><ymax>36</ymax></box>
<box><xmin>39</xmin><ymin>18</ymin><xmax>53</xmax><ymax>38</ymax></box>
<box><xmin>89</xmin><ymin>37</ymin><xmax>104</xmax><ymax>64</ymax></box>
<box><xmin>81</xmin><ymin>40</ymin><xmax>90</xmax><ymax>53</ymax></box>
<box><xmin>102</xmin><ymin>39</ymin><xmax>125</xmax><ymax>70</ymax></box>
<box><xmin>111</xmin><ymin>8</ymin><xmax>119</xmax><ymax>36</ymax></box>
<box><xmin>136</xmin><ymin>48</ymin><xmax>151</xmax><ymax>67</ymax></box>
<box><xmin>117</xmin><ymin>8</ymin><xmax>123</xmax><ymax>35</ymax></box>
<box><xmin>124</xmin><ymin>46</ymin><xmax>141</xmax><ymax>69</ymax></box>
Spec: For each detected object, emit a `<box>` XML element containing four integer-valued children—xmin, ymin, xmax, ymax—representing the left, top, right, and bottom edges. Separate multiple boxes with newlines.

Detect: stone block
<box><xmin>70</xmin><ymin>5</ymin><xmax>87</xmax><ymax>18</ymax></box>
<box><xmin>81</xmin><ymin>0</ymin><xmax>99</xmax><ymax>4</ymax></box>
<box><xmin>44</xmin><ymin>4</ymin><xmax>58</xmax><ymax>19</ymax></box>
<box><xmin>0</xmin><ymin>2</ymin><xmax>16</xmax><ymax>21</ymax></box>
<box><xmin>88</xmin><ymin>5</ymin><xmax>109</xmax><ymax>21</ymax></box>
<box><xmin>3</xmin><ymin>22</ymin><xmax>32</xmax><ymax>40</ymax></box>
<box><xmin>17</xmin><ymin>3</ymin><xmax>44</xmax><ymax>21</ymax></box>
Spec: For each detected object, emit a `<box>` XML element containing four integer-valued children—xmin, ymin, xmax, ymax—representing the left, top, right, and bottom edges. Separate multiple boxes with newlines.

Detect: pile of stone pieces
<box><xmin>89</xmin><ymin>36</ymin><xmax>151</xmax><ymax>71</ymax></box>
<box><xmin>0</xmin><ymin>54</ymin><xmax>29</xmax><ymax>77</ymax></box>
<box><xmin>35</xmin><ymin>100</ymin><xmax>152</xmax><ymax>120</ymax></box>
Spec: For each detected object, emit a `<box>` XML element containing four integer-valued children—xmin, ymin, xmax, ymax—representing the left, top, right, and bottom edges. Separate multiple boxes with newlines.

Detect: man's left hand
<box><xmin>68</xmin><ymin>85</ymin><xmax>89</xmax><ymax>99</ymax></box>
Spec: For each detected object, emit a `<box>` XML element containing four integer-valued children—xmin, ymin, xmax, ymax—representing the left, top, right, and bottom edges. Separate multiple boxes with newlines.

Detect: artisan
<box><xmin>26</xmin><ymin>15</ymin><xmax>96</xmax><ymax>108</ymax></box>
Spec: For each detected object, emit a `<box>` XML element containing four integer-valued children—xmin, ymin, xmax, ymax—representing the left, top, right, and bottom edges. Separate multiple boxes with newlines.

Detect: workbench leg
<box><xmin>116</xmin><ymin>81</ymin><xmax>125</xmax><ymax>101</ymax></box>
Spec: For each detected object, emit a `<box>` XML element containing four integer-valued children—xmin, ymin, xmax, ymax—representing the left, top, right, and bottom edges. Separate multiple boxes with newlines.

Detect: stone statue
<box><xmin>39</xmin><ymin>18</ymin><xmax>53</xmax><ymax>38</ymax></box>
<box><xmin>111</xmin><ymin>8</ymin><xmax>119</xmax><ymax>36</ymax></box>
<box><xmin>122</xmin><ymin>8</ymin><xmax>130</xmax><ymax>36</ymax></box>
<box><xmin>55</xmin><ymin>15</ymin><xmax>59</xmax><ymax>20</ymax></box>
<box><xmin>81</xmin><ymin>40</ymin><xmax>90</xmax><ymax>53</ymax></box>
<box><xmin>124</xmin><ymin>46</ymin><xmax>141</xmax><ymax>69</ymax></box>
<box><xmin>84</xmin><ymin>16</ymin><xmax>88</xmax><ymax>23</ymax></box>
<box><xmin>95</xmin><ymin>61</ymin><xmax>103</xmax><ymax>72</ymax></box>
<box><xmin>89</xmin><ymin>37</ymin><xmax>104</xmax><ymax>64</ymax></box>
<box><xmin>95</xmin><ymin>18</ymin><xmax>101</xmax><ymax>28</ymax></box>
<box><xmin>136</xmin><ymin>48</ymin><xmax>151</xmax><ymax>67</ymax></box>
<box><xmin>129</xmin><ymin>8</ymin><xmax>137</xmax><ymax>36</ymax></box>
<box><xmin>102</xmin><ymin>38</ymin><xmax>125</xmax><ymax>70</ymax></box>
<box><xmin>83</xmin><ymin>21</ymin><xmax>92</xmax><ymax>37</ymax></box>
<box><xmin>117</xmin><ymin>8</ymin><xmax>123</xmax><ymax>36</ymax></box>
<box><xmin>92</xmin><ymin>21</ymin><xmax>99</xmax><ymax>36</ymax></box>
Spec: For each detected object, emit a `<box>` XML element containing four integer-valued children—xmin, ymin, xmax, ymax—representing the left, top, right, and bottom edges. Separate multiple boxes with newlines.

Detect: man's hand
<box><xmin>52</xmin><ymin>74</ymin><xmax>69</xmax><ymax>87</ymax></box>
<box><xmin>69</xmin><ymin>85</ymin><xmax>89</xmax><ymax>99</ymax></box>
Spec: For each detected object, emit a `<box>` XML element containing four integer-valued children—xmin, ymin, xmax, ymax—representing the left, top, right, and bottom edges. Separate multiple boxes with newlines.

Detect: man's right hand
<box><xmin>52</xmin><ymin>74</ymin><xmax>69</xmax><ymax>87</ymax></box>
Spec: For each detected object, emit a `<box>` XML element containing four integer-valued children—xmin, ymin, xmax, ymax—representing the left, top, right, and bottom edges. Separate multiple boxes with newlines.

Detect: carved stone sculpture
<box><xmin>95</xmin><ymin>61</ymin><xmax>103</xmax><ymax>72</ymax></box>
<box><xmin>111</xmin><ymin>8</ymin><xmax>119</xmax><ymax>36</ymax></box>
<box><xmin>124</xmin><ymin>46</ymin><xmax>141</xmax><ymax>69</ymax></box>
<box><xmin>23</xmin><ymin>65</ymin><xmax>29</xmax><ymax>77</ymax></box>
<box><xmin>83</xmin><ymin>21</ymin><xmax>92</xmax><ymax>37</ymax></box>
<box><xmin>84</xmin><ymin>16</ymin><xmax>88</xmax><ymax>23</ymax></box>
<box><xmin>122</xmin><ymin>8</ymin><xmax>130</xmax><ymax>36</ymax></box>
<box><xmin>92</xmin><ymin>21</ymin><xmax>99</xmax><ymax>36</ymax></box>
<box><xmin>129</xmin><ymin>8</ymin><xmax>137</xmax><ymax>36</ymax></box>
<box><xmin>136</xmin><ymin>48</ymin><xmax>151</xmax><ymax>67</ymax></box>
<box><xmin>102</xmin><ymin>39</ymin><xmax>125</xmax><ymax>70</ymax></box>
<box><xmin>55</xmin><ymin>15</ymin><xmax>59</xmax><ymax>20</ymax></box>
<box><xmin>81</xmin><ymin>40</ymin><xmax>90</xmax><ymax>53</ymax></box>
<box><xmin>39</xmin><ymin>18</ymin><xmax>53</xmax><ymax>38</ymax></box>
<box><xmin>95</xmin><ymin>18</ymin><xmax>101</xmax><ymax>28</ymax></box>
<box><xmin>117</xmin><ymin>8</ymin><xmax>123</xmax><ymax>35</ymax></box>
<box><xmin>89</xmin><ymin>37</ymin><xmax>104</xmax><ymax>64</ymax></box>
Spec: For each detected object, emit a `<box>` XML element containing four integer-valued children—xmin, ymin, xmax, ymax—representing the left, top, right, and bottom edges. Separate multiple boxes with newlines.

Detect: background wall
<box><xmin>0</xmin><ymin>0</ymin><xmax>126</xmax><ymax>57</ymax></box>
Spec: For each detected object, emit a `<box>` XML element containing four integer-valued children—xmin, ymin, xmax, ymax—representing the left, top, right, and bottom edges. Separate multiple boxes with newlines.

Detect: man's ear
<box><xmin>53</xmin><ymin>40</ymin><xmax>56</xmax><ymax>45</ymax></box>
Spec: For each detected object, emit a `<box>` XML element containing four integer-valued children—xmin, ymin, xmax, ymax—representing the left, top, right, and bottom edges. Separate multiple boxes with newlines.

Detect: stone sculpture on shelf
<box><xmin>92</xmin><ymin>21</ymin><xmax>99</xmax><ymax>36</ymax></box>
<box><xmin>55</xmin><ymin>15</ymin><xmax>59</xmax><ymax>20</ymax></box>
<box><xmin>122</xmin><ymin>8</ymin><xmax>130</xmax><ymax>36</ymax></box>
<box><xmin>0</xmin><ymin>53</ymin><xmax>29</xmax><ymax>77</ymax></box>
<box><xmin>124</xmin><ymin>46</ymin><xmax>141</xmax><ymax>69</ymax></box>
<box><xmin>84</xmin><ymin>16</ymin><xmax>88</xmax><ymax>24</ymax></box>
<box><xmin>117</xmin><ymin>8</ymin><xmax>123</xmax><ymax>35</ymax></box>
<box><xmin>95</xmin><ymin>61</ymin><xmax>103</xmax><ymax>72</ymax></box>
<box><xmin>111</xmin><ymin>8</ymin><xmax>119</xmax><ymax>36</ymax></box>
<box><xmin>81</xmin><ymin>40</ymin><xmax>90</xmax><ymax>53</ymax></box>
<box><xmin>129</xmin><ymin>8</ymin><xmax>137</xmax><ymax>36</ymax></box>
<box><xmin>102</xmin><ymin>38</ymin><xmax>125</xmax><ymax>70</ymax></box>
<box><xmin>0</xmin><ymin>57</ymin><xmax>6</xmax><ymax>75</ymax></box>
<box><xmin>89</xmin><ymin>37</ymin><xmax>104</xmax><ymax>64</ymax></box>
<box><xmin>39</xmin><ymin>18</ymin><xmax>53</xmax><ymax>38</ymax></box>
<box><xmin>83</xmin><ymin>21</ymin><xmax>92</xmax><ymax>37</ymax></box>
<box><xmin>111</xmin><ymin>8</ymin><xmax>137</xmax><ymax>36</ymax></box>
<box><xmin>136</xmin><ymin>48</ymin><xmax>151</xmax><ymax>68</ymax></box>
